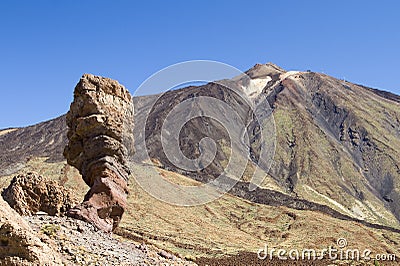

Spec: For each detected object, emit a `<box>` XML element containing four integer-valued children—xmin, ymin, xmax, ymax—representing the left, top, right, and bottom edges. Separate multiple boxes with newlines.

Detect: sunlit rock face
<box><xmin>64</xmin><ymin>74</ymin><xmax>134</xmax><ymax>232</ymax></box>
<box><xmin>2</xmin><ymin>172</ymin><xmax>78</xmax><ymax>216</ymax></box>
<box><xmin>0</xmin><ymin>196</ymin><xmax>62</xmax><ymax>265</ymax></box>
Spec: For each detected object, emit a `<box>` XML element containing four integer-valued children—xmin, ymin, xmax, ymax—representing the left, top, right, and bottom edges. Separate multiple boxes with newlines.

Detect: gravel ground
<box><xmin>25</xmin><ymin>214</ymin><xmax>196</xmax><ymax>266</ymax></box>
<box><xmin>23</xmin><ymin>214</ymin><xmax>398</xmax><ymax>266</ymax></box>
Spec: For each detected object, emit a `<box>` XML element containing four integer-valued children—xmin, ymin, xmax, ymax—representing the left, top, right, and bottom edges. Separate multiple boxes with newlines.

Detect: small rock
<box><xmin>139</xmin><ymin>243</ymin><xmax>148</xmax><ymax>253</ymax></box>
<box><xmin>77</xmin><ymin>224</ymin><xmax>84</xmax><ymax>233</ymax></box>
<box><xmin>159</xmin><ymin>250</ymin><xmax>174</xmax><ymax>260</ymax></box>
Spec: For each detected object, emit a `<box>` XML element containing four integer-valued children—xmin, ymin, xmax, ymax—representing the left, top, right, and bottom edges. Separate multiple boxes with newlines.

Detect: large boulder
<box><xmin>64</xmin><ymin>74</ymin><xmax>134</xmax><ymax>232</ymax></box>
<box><xmin>0</xmin><ymin>196</ymin><xmax>61</xmax><ymax>265</ymax></box>
<box><xmin>2</xmin><ymin>172</ymin><xmax>78</xmax><ymax>216</ymax></box>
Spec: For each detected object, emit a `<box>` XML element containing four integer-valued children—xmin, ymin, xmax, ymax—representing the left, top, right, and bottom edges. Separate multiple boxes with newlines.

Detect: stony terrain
<box><xmin>0</xmin><ymin>195</ymin><xmax>62</xmax><ymax>265</ymax></box>
<box><xmin>2</xmin><ymin>64</ymin><xmax>399</xmax><ymax>229</ymax></box>
<box><xmin>133</xmin><ymin>63</ymin><xmax>400</xmax><ymax>229</ymax></box>
<box><xmin>0</xmin><ymin>172</ymin><xmax>197</xmax><ymax>266</ymax></box>
<box><xmin>0</xmin><ymin>63</ymin><xmax>399</xmax><ymax>264</ymax></box>
<box><xmin>25</xmin><ymin>215</ymin><xmax>196</xmax><ymax>266</ymax></box>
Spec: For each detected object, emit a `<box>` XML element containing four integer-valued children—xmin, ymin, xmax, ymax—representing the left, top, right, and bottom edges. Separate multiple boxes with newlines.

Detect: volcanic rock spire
<box><xmin>64</xmin><ymin>74</ymin><xmax>134</xmax><ymax>232</ymax></box>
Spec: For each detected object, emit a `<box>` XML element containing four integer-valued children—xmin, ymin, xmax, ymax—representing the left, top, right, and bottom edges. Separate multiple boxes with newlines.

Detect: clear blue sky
<box><xmin>1</xmin><ymin>1</ymin><xmax>399</xmax><ymax>128</ymax></box>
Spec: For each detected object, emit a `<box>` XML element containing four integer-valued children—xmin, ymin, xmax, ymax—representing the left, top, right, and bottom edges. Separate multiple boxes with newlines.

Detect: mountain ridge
<box><xmin>1</xmin><ymin>64</ymin><xmax>399</xmax><ymax>227</ymax></box>
<box><xmin>1</xmin><ymin>64</ymin><xmax>400</xmax><ymax>261</ymax></box>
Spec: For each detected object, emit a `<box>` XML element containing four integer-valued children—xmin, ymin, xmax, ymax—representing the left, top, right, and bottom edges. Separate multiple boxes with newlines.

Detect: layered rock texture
<box><xmin>133</xmin><ymin>63</ymin><xmax>400</xmax><ymax>227</ymax></box>
<box><xmin>1</xmin><ymin>64</ymin><xmax>400</xmax><ymax>260</ymax></box>
<box><xmin>63</xmin><ymin>74</ymin><xmax>134</xmax><ymax>232</ymax></box>
<box><xmin>2</xmin><ymin>172</ymin><xmax>78</xmax><ymax>216</ymax></box>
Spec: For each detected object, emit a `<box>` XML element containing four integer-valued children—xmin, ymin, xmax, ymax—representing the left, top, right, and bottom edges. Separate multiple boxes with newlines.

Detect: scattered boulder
<box><xmin>64</xmin><ymin>74</ymin><xmax>134</xmax><ymax>232</ymax></box>
<box><xmin>0</xmin><ymin>196</ymin><xmax>61</xmax><ymax>265</ymax></box>
<box><xmin>1</xmin><ymin>172</ymin><xmax>78</xmax><ymax>216</ymax></box>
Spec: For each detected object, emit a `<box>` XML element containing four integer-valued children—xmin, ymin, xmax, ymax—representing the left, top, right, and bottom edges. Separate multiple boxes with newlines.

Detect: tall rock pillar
<box><xmin>64</xmin><ymin>74</ymin><xmax>134</xmax><ymax>232</ymax></box>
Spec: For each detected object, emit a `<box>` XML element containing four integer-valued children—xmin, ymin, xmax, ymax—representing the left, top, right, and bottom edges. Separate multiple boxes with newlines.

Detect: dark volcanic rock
<box><xmin>141</xmin><ymin>82</ymin><xmax>253</xmax><ymax>182</ymax></box>
<box><xmin>1</xmin><ymin>172</ymin><xmax>78</xmax><ymax>216</ymax></box>
<box><xmin>63</xmin><ymin>74</ymin><xmax>134</xmax><ymax>232</ymax></box>
<box><xmin>1</xmin><ymin>63</ymin><xmax>399</xmax><ymax>230</ymax></box>
<box><xmin>0</xmin><ymin>115</ymin><xmax>67</xmax><ymax>177</ymax></box>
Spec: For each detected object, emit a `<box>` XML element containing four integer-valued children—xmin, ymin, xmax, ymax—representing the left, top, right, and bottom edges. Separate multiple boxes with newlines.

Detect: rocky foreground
<box><xmin>25</xmin><ymin>215</ymin><xmax>195</xmax><ymax>266</ymax></box>
<box><xmin>1</xmin><ymin>66</ymin><xmax>400</xmax><ymax>264</ymax></box>
<box><xmin>0</xmin><ymin>173</ymin><xmax>196</xmax><ymax>265</ymax></box>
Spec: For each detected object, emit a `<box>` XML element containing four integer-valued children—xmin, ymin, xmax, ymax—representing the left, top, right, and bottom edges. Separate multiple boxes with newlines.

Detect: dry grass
<box><xmin>269</xmin><ymin>77</ymin><xmax>400</xmax><ymax>229</ymax></box>
<box><xmin>1</xmin><ymin>158</ymin><xmax>399</xmax><ymax>260</ymax></box>
<box><xmin>0</xmin><ymin>157</ymin><xmax>87</xmax><ymax>201</ymax></box>
<box><xmin>120</xmin><ymin>163</ymin><xmax>400</xmax><ymax>259</ymax></box>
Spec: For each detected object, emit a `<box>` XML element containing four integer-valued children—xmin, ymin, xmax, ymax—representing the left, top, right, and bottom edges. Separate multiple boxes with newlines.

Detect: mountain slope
<box><xmin>1</xmin><ymin>63</ymin><xmax>399</xmax><ymax>260</ymax></box>
<box><xmin>0</xmin><ymin>115</ymin><xmax>66</xmax><ymax>176</ymax></box>
<box><xmin>132</xmin><ymin>63</ymin><xmax>400</xmax><ymax>228</ymax></box>
<box><xmin>268</xmin><ymin>69</ymin><xmax>400</xmax><ymax>225</ymax></box>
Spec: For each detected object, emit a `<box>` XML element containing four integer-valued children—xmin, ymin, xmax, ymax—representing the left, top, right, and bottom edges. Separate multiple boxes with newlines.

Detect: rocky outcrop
<box><xmin>1</xmin><ymin>63</ymin><xmax>399</xmax><ymax>233</ymax></box>
<box><xmin>1</xmin><ymin>172</ymin><xmax>78</xmax><ymax>216</ymax></box>
<box><xmin>0</xmin><ymin>195</ymin><xmax>194</xmax><ymax>266</ymax></box>
<box><xmin>64</xmin><ymin>74</ymin><xmax>134</xmax><ymax>232</ymax></box>
<box><xmin>0</xmin><ymin>196</ymin><xmax>61</xmax><ymax>265</ymax></box>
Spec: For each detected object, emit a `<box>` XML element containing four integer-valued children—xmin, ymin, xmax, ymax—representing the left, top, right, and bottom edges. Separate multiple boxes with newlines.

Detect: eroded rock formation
<box><xmin>2</xmin><ymin>172</ymin><xmax>78</xmax><ymax>216</ymax></box>
<box><xmin>64</xmin><ymin>74</ymin><xmax>134</xmax><ymax>232</ymax></box>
